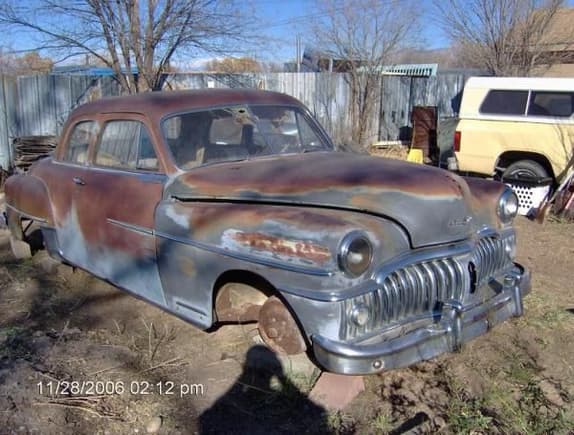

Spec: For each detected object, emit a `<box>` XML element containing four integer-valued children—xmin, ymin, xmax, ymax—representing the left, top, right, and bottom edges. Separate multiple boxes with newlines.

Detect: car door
<box><xmin>46</xmin><ymin>119</ymin><xmax>100</xmax><ymax>265</ymax></box>
<box><xmin>75</xmin><ymin>115</ymin><xmax>167</xmax><ymax>306</ymax></box>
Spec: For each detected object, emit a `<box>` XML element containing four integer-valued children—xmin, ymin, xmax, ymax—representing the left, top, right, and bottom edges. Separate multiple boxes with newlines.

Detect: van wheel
<box><xmin>503</xmin><ymin>160</ymin><xmax>549</xmax><ymax>181</ymax></box>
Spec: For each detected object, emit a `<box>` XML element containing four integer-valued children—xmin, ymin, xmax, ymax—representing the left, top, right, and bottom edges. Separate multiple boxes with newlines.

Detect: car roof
<box><xmin>70</xmin><ymin>88</ymin><xmax>303</xmax><ymax>120</ymax></box>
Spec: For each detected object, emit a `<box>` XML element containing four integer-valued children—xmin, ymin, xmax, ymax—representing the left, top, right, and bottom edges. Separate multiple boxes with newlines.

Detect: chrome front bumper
<box><xmin>312</xmin><ymin>264</ymin><xmax>531</xmax><ymax>375</ymax></box>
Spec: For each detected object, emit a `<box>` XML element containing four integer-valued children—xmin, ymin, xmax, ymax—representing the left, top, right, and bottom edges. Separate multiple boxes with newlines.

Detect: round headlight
<box><xmin>338</xmin><ymin>232</ymin><xmax>373</xmax><ymax>277</ymax></box>
<box><xmin>497</xmin><ymin>188</ymin><xmax>519</xmax><ymax>223</ymax></box>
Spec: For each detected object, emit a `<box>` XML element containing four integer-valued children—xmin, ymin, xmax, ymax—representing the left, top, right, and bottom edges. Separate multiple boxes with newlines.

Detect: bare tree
<box><xmin>310</xmin><ymin>0</ymin><xmax>421</xmax><ymax>150</ymax></box>
<box><xmin>205</xmin><ymin>57</ymin><xmax>263</xmax><ymax>73</ymax></box>
<box><xmin>0</xmin><ymin>48</ymin><xmax>53</xmax><ymax>75</ymax></box>
<box><xmin>0</xmin><ymin>0</ymin><xmax>254</xmax><ymax>93</ymax></box>
<box><xmin>434</xmin><ymin>0</ymin><xmax>571</xmax><ymax>76</ymax></box>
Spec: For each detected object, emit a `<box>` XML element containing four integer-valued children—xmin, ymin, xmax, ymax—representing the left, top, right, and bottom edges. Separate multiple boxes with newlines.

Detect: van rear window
<box><xmin>480</xmin><ymin>90</ymin><xmax>528</xmax><ymax>115</ymax></box>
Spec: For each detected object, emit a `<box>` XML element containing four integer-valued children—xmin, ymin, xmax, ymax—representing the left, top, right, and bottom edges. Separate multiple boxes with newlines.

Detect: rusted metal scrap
<box><xmin>13</xmin><ymin>136</ymin><xmax>57</xmax><ymax>172</ymax></box>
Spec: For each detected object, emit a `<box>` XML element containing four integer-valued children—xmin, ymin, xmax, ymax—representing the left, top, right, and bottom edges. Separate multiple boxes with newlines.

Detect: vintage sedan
<box><xmin>4</xmin><ymin>89</ymin><xmax>530</xmax><ymax>375</ymax></box>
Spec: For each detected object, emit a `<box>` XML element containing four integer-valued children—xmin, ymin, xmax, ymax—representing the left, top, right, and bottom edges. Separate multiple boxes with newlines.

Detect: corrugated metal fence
<box><xmin>0</xmin><ymin>72</ymin><xmax>470</xmax><ymax>170</ymax></box>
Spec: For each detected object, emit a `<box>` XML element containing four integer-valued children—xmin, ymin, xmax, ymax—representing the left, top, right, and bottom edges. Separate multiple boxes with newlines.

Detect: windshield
<box><xmin>162</xmin><ymin>105</ymin><xmax>332</xmax><ymax>169</ymax></box>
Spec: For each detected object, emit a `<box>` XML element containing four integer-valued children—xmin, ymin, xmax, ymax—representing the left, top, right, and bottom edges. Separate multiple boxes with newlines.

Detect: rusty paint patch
<box><xmin>230</xmin><ymin>231</ymin><xmax>332</xmax><ymax>264</ymax></box>
<box><xmin>173</xmin><ymin>152</ymin><xmax>465</xmax><ymax>198</ymax></box>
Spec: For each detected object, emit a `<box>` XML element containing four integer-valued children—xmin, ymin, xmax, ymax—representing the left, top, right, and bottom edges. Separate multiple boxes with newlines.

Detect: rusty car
<box><xmin>3</xmin><ymin>89</ymin><xmax>530</xmax><ymax>375</ymax></box>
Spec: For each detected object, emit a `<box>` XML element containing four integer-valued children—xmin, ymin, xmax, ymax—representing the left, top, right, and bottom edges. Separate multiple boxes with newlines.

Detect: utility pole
<box><xmin>296</xmin><ymin>34</ymin><xmax>301</xmax><ymax>73</ymax></box>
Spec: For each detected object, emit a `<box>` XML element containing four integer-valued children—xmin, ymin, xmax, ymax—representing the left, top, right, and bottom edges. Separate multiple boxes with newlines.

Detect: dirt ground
<box><xmin>0</xmin><ymin>214</ymin><xmax>573</xmax><ymax>434</ymax></box>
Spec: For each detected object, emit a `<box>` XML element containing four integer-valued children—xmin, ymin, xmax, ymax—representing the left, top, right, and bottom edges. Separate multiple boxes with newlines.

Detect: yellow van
<box><xmin>453</xmin><ymin>77</ymin><xmax>574</xmax><ymax>184</ymax></box>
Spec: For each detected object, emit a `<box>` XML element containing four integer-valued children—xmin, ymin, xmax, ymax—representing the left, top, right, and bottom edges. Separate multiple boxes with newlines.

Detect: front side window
<box><xmin>528</xmin><ymin>91</ymin><xmax>574</xmax><ymax>117</ymax></box>
<box><xmin>63</xmin><ymin>121</ymin><xmax>97</xmax><ymax>164</ymax></box>
<box><xmin>95</xmin><ymin>120</ymin><xmax>159</xmax><ymax>171</ymax></box>
<box><xmin>480</xmin><ymin>90</ymin><xmax>528</xmax><ymax>116</ymax></box>
<box><xmin>162</xmin><ymin>105</ymin><xmax>331</xmax><ymax>169</ymax></box>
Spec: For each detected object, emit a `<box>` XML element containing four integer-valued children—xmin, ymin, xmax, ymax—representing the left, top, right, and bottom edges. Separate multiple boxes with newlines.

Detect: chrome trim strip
<box><xmin>107</xmin><ymin>218</ymin><xmax>154</xmax><ymax>236</ymax></box>
<box><xmin>88</xmin><ymin>165</ymin><xmax>167</xmax><ymax>181</ymax></box>
<box><xmin>52</xmin><ymin>156</ymin><xmax>167</xmax><ymax>180</ymax></box>
<box><xmin>279</xmin><ymin>279</ymin><xmax>378</xmax><ymax>301</ymax></box>
<box><xmin>155</xmin><ymin>230</ymin><xmax>333</xmax><ymax>278</ymax></box>
<box><xmin>5</xmin><ymin>204</ymin><xmax>48</xmax><ymax>224</ymax></box>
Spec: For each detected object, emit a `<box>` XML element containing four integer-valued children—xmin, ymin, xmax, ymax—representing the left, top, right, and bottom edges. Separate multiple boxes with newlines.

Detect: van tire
<box><xmin>503</xmin><ymin>160</ymin><xmax>549</xmax><ymax>181</ymax></box>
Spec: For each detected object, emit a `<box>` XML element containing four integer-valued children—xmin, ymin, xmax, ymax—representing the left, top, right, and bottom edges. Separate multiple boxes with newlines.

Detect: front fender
<box><xmin>153</xmin><ymin>200</ymin><xmax>410</xmax><ymax>328</ymax></box>
<box><xmin>462</xmin><ymin>177</ymin><xmax>506</xmax><ymax>230</ymax></box>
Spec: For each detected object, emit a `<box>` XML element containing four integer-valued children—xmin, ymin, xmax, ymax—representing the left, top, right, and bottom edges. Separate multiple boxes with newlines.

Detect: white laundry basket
<box><xmin>504</xmin><ymin>179</ymin><xmax>552</xmax><ymax>216</ymax></box>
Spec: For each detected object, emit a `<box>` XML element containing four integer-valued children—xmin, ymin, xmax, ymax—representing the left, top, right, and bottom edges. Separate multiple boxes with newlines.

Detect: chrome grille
<box><xmin>342</xmin><ymin>258</ymin><xmax>465</xmax><ymax>340</ymax></box>
<box><xmin>341</xmin><ymin>232</ymin><xmax>516</xmax><ymax>341</ymax></box>
<box><xmin>472</xmin><ymin>235</ymin><xmax>514</xmax><ymax>286</ymax></box>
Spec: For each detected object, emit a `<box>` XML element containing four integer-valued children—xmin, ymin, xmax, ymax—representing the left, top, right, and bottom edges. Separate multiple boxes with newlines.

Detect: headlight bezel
<box><xmin>337</xmin><ymin>231</ymin><xmax>374</xmax><ymax>277</ymax></box>
<box><xmin>497</xmin><ymin>188</ymin><xmax>519</xmax><ymax>224</ymax></box>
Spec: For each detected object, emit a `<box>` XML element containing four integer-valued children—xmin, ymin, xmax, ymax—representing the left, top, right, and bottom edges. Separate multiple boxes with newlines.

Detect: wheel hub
<box><xmin>258</xmin><ymin>296</ymin><xmax>306</xmax><ymax>355</ymax></box>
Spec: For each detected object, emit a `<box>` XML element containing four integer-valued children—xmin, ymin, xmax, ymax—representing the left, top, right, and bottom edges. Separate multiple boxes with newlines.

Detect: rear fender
<box><xmin>4</xmin><ymin>174</ymin><xmax>53</xmax><ymax>226</ymax></box>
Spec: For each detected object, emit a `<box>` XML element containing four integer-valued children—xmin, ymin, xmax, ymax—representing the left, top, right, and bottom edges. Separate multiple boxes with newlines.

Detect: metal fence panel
<box><xmin>0</xmin><ymin>72</ymin><xmax>469</xmax><ymax>169</ymax></box>
<box><xmin>0</xmin><ymin>78</ymin><xmax>8</xmax><ymax>170</ymax></box>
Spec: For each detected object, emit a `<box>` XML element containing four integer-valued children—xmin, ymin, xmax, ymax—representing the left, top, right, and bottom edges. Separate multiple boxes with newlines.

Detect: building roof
<box><xmin>52</xmin><ymin>66</ymin><xmax>139</xmax><ymax>76</ymax></box>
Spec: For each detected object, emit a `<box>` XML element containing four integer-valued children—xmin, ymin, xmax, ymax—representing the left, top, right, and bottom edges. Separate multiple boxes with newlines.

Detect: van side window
<box><xmin>528</xmin><ymin>92</ymin><xmax>574</xmax><ymax>117</ymax></box>
<box><xmin>480</xmin><ymin>90</ymin><xmax>528</xmax><ymax>115</ymax></box>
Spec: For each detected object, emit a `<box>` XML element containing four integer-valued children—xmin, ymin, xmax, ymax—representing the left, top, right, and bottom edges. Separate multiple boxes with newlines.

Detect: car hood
<box><xmin>166</xmin><ymin>152</ymin><xmax>478</xmax><ymax>248</ymax></box>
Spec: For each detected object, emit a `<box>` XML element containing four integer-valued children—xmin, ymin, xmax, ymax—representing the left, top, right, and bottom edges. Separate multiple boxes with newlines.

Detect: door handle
<box><xmin>73</xmin><ymin>177</ymin><xmax>86</xmax><ymax>186</ymax></box>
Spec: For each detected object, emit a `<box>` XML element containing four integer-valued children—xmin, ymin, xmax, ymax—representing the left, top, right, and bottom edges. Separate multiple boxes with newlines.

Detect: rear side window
<box><xmin>528</xmin><ymin>91</ymin><xmax>574</xmax><ymax>117</ymax></box>
<box><xmin>63</xmin><ymin>121</ymin><xmax>97</xmax><ymax>164</ymax></box>
<box><xmin>95</xmin><ymin>120</ymin><xmax>159</xmax><ymax>171</ymax></box>
<box><xmin>480</xmin><ymin>90</ymin><xmax>528</xmax><ymax>115</ymax></box>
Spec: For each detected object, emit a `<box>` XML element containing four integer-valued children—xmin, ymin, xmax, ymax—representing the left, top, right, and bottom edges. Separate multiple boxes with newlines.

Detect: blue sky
<box><xmin>0</xmin><ymin>0</ymin><xmax>572</xmax><ymax>66</ymax></box>
<box><xmin>250</xmin><ymin>0</ymin><xmax>446</xmax><ymax>61</ymax></box>
<box><xmin>0</xmin><ymin>0</ymin><xmax>445</xmax><ymax>66</ymax></box>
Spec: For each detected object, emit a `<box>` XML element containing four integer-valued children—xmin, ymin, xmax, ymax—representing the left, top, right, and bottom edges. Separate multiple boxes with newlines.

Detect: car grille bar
<box><xmin>340</xmin><ymin>234</ymin><xmax>515</xmax><ymax>341</ymax></box>
<box><xmin>342</xmin><ymin>258</ymin><xmax>465</xmax><ymax>339</ymax></box>
<box><xmin>473</xmin><ymin>235</ymin><xmax>514</xmax><ymax>286</ymax></box>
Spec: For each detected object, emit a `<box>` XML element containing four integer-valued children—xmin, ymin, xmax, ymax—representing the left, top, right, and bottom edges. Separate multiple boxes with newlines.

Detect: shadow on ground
<box><xmin>200</xmin><ymin>345</ymin><xmax>329</xmax><ymax>434</ymax></box>
<box><xmin>0</xmin><ymin>238</ymin><xmax>331</xmax><ymax>434</ymax></box>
